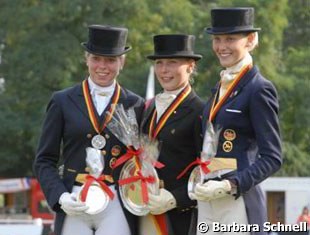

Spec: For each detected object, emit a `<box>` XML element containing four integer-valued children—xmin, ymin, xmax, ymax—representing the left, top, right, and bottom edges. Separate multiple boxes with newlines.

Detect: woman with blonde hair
<box><xmin>192</xmin><ymin>8</ymin><xmax>282</xmax><ymax>235</ymax></box>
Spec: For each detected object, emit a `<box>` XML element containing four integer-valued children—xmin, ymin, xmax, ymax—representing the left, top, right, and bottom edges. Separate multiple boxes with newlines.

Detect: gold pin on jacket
<box><xmin>111</xmin><ymin>145</ymin><xmax>121</xmax><ymax>157</ymax></box>
<box><xmin>223</xmin><ymin>141</ymin><xmax>233</xmax><ymax>152</ymax></box>
<box><xmin>223</xmin><ymin>129</ymin><xmax>236</xmax><ymax>141</ymax></box>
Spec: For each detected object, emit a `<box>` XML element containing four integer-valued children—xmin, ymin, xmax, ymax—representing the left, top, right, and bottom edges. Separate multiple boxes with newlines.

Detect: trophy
<box><xmin>107</xmin><ymin>105</ymin><xmax>160</xmax><ymax>216</ymax></box>
<box><xmin>77</xmin><ymin>147</ymin><xmax>113</xmax><ymax>214</ymax></box>
<box><xmin>187</xmin><ymin>122</ymin><xmax>221</xmax><ymax>199</ymax></box>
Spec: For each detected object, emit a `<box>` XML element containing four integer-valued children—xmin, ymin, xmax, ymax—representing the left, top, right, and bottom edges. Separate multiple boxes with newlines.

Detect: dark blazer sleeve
<box><xmin>169</xmin><ymin>99</ymin><xmax>204</xmax><ymax>210</ymax></box>
<box><xmin>33</xmin><ymin>92</ymin><xmax>68</xmax><ymax>211</ymax></box>
<box><xmin>171</xmin><ymin>111</ymin><xmax>202</xmax><ymax>212</ymax></box>
<box><xmin>228</xmin><ymin>79</ymin><xmax>282</xmax><ymax>195</ymax></box>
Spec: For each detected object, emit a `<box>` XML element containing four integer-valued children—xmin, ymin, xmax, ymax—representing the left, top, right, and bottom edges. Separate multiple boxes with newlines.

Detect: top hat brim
<box><xmin>147</xmin><ymin>54</ymin><xmax>202</xmax><ymax>61</ymax></box>
<box><xmin>81</xmin><ymin>42</ymin><xmax>132</xmax><ymax>56</ymax></box>
<box><xmin>205</xmin><ymin>27</ymin><xmax>261</xmax><ymax>35</ymax></box>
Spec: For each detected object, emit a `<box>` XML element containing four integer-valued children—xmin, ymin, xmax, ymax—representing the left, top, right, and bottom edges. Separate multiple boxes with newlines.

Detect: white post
<box><xmin>145</xmin><ymin>65</ymin><xmax>155</xmax><ymax>100</ymax></box>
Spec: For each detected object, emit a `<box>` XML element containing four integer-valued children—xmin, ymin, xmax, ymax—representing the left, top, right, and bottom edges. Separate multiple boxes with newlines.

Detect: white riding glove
<box><xmin>193</xmin><ymin>180</ymin><xmax>231</xmax><ymax>201</ymax></box>
<box><xmin>59</xmin><ymin>192</ymin><xmax>89</xmax><ymax>216</ymax></box>
<box><xmin>148</xmin><ymin>188</ymin><xmax>177</xmax><ymax>215</ymax></box>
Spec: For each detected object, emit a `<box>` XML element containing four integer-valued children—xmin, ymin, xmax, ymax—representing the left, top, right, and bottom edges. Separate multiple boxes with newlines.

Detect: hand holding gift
<box><xmin>148</xmin><ymin>188</ymin><xmax>177</xmax><ymax>215</ymax></box>
<box><xmin>59</xmin><ymin>192</ymin><xmax>88</xmax><ymax>215</ymax></box>
<box><xmin>107</xmin><ymin>105</ymin><xmax>162</xmax><ymax>215</ymax></box>
<box><xmin>177</xmin><ymin>122</ymin><xmax>222</xmax><ymax>200</ymax></box>
<box><xmin>192</xmin><ymin>180</ymin><xmax>231</xmax><ymax>201</ymax></box>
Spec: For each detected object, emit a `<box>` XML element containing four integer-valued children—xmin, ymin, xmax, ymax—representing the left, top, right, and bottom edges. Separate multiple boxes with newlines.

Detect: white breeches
<box><xmin>197</xmin><ymin>194</ymin><xmax>250</xmax><ymax>235</ymax></box>
<box><xmin>61</xmin><ymin>186</ymin><xmax>130</xmax><ymax>235</ymax></box>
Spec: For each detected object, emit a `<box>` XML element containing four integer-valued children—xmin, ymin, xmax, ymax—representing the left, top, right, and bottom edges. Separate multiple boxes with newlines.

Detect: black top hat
<box><xmin>81</xmin><ymin>25</ymin><xmax>131</xmax><ymax>56</ymax></box>
<box><xmin>147</xmin><ymin>34</ymin><xmax>202</xmax><ymax>61</ymax></box>
<box><xmin>206</xmin><ymin>8</ymin><xmax>261</xmax><ymax>35</ymax></box>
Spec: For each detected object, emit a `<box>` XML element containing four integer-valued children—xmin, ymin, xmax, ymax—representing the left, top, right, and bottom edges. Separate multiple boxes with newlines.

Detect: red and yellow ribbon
<box><xmin>208</xmin><ymin>64</ymin><xmax>251</xmax><ymax>122</ymax></box>
<box><xmin>153</xmin><ymin>214</ymin><xmax>169</xmax><ymax>235</ymax></box>
<box><xmin>176</xmin><ymin>158</ymin><xmax>211</xmax><ymax>179</ymax></box>
<box><xmin>149</xmin><ymin>85</ymin><xmax>191</xmax><ymax>139</ymax></box>
<box><xmin>82</xmin><ymin>80</ymin><xmax>121</xmax><ymax>134</ymax></box>
<box><xmin>146</xmin><ymin>85</ymin><xmax>191</xmax><ymax>235</ymax></box>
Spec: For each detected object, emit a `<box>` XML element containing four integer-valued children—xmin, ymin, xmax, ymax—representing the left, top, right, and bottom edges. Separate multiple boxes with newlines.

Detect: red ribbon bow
<box><xmin>112</xmin><ymin>147</ymin><xmax>142</xmax><ymax>169</ymax></box>
<box><xmin>118</xmin><ymin>170</ymin><xmax>156</xmax><ymax>203</ymax></box>
<box><xmin>80</xmin><ymin>175</ymin><xmax>115</xmax><ymax>202</ymax></box>
<box><xmin>176</xmin><ymin>158</ymin><xmax>211</xmax><ymax>180</ymax></box>
<box><xmin>112</xmin><ymin>147</ymin><xmax>165</xmax><ymax>169</ymax></box>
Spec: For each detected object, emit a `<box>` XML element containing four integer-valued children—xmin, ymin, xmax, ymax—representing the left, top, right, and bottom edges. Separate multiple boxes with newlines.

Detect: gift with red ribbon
<box><xmin>80</xmin><ymin>174</ymin><xmax>115</xmax><ymax>202</ymax></box>
<box><xmin>118</xmin><ymin>170</ymin><xmax>156</xmax><ymax>204</ymax></box>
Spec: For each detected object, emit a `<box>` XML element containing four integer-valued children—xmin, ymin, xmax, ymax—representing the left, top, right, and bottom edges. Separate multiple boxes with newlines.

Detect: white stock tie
<box><xmin>219</xmin><ymin>53</ymin><xmax>253</xmax><ymax>98</ymax></box>
<box><xmin>155</xmin><ymin>93</ymin><xmax>176</xmax><ymax>121</ymax></box>
<box><xmin>219</xmin><ymin>71</ymin><xmax>236</xmax><ymax>98</ymax></box>
<box><xmin>94</xmin><ymin>90</ymin><xmax>112</xmax><ymax>115</ymax></box>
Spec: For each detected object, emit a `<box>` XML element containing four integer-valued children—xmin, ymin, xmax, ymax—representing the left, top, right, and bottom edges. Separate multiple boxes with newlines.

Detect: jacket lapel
<box><xmin>140</xmin><ymin>98</ymin><xmax>155</xmax><ymax>133</ymax></box>
<box><xmin>97</xmin><ymin>85</ymin><xmax>125</xmax><ymax>121</ymax></box>
<box><xmin>202</xmin><ymin>66</ymin><xmax>258</xmax><ymax>133</ymax></box>
<box><xmin>68</xmin><ymin>83</ymin><xmax>90</xmax><ymax>120</ymax></box>
<box><xmin>164</xmin><ymin>90</ymin><xmax>195</xmax><ymax>126</ymax></box>
<box><xmin>222</xmin><ymin>66</ymin><xmax>258</xmax><ymax>105</ymax></box>
<box><xmin>117</xmin><ymin>86</ymin><xmax>128</xmax><ymax>107</ymax></box>
<box><xmin>141</xmin><ymin>90</ymin><xmax>197</xmax><ymax>135</ymax></box>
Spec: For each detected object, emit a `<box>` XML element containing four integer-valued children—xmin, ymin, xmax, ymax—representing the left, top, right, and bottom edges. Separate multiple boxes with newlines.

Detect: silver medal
<box><xmin>91</xmin><ymin>134</ymin><xmax>106</xmax><ymax>150</ymax></box>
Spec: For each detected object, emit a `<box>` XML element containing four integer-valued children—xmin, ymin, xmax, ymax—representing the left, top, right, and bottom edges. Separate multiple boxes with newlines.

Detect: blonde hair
<box><xmin>247</xmin><ymin>32</ymin><xmax>259</xmax><ymax>52</ymax></box>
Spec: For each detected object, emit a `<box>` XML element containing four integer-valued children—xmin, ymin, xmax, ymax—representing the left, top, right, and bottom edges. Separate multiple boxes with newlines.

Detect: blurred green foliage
<box><xmin>0</xmin><ymin>0</ymin><xmax>309</xmax><ymax>177</ymax></box>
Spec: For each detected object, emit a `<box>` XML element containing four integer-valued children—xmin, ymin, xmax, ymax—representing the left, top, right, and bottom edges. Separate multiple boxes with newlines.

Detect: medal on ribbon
<box><xmin>91</xmin><ymin>134</ymin><xmax>106</xmax><ymax>150</ymax></box>
<box><xmin>82</xmin><ymin>80</ymin><xmax>120</xmax><ymax>149</ymax></box>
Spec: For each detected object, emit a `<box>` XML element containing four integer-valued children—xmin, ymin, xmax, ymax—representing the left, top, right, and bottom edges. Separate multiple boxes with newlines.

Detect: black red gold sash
<box><xmin>148</xmin><ymin>85</ymin><xmax>191</xmax><ymax>139</ymax></box>
<box><xmin>208</xmin><ymin>64</ymin><xmax>251</xmax><ymax>122</ymax></box>
<box><xmin>82</xmin><ymin>80</ymin><xmax>121</xmax><ymax>134</ymax></box>
<box><xmin>146</xmin><ymin>85</ymin><xmax>191</xmax><ymax>235</ymax></box>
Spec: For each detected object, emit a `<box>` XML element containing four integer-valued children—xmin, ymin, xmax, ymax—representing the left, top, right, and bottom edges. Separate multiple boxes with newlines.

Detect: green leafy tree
<box><xmin>0</xmin><ymin>0</ymin><xmax>308</xmax><ymax>177</ymax></box>
<box><xmin>276</xmin><ymin>0</ymin><xmax>310</xmax><ymax>176</ymax></box>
